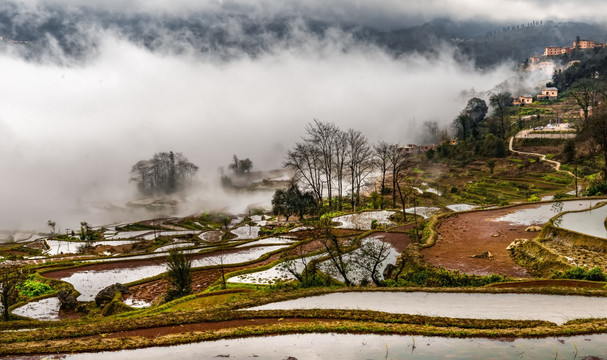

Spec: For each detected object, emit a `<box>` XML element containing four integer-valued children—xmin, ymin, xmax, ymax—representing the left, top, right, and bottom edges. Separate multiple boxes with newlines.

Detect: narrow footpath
<box><xmin>508</xmin><ymin>134</ymin><xmax>575</xmax><ymax>178</ymax></box>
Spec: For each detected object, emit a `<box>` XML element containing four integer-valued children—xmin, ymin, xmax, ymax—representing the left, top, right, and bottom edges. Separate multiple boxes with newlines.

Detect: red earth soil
<box><xmin>422</xmin><ymin>205</ymin><xmax>542</xmax><ymax>278</ymax></box>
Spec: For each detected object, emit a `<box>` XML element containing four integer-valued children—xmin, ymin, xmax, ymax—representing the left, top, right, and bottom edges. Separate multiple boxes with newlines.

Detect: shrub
<box><xmin>585</xmin><ymin>181</ymin><xmax>607</xmax><ymax>196</ymax></box>
<box><xmin>18</xmin><ymin>278</ymin><xmax>52</xmax><ymax>297</ymax></box>
<box><xmin>586</xmin><ymin>267</ymin><xmax>607</xmax><ymax>282</ymax></box>
<box><xmin>370</xmin><ymin>219</ymin><xmax>378</xmax><ymax>229</ymax></box>
<box><xmin>166</xmin><ymin>250</ymin><xmax>192</xmax><ymax>301</ymax></box>
<box><xmin>554</xmin><ymin>266</ymin><xmax>606</xmax><ymax>281</ymax></box>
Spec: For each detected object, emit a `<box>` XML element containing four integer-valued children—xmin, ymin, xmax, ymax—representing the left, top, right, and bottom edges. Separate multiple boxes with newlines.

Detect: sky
<box><xmin>8</xmin><ymin>0</ymin><xmax>607</xmax><ymax>28</ymax></box>
<box><xmin>0</xmin><ymin>0</ymin><xmax>571</xmax><ymax>233</ymax></box>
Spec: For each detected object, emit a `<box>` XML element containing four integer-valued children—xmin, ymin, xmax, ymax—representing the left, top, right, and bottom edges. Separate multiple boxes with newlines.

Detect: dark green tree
<box><xmin>563</xmin><ymin>139</ymin><xmax>576</xmax><ymax>163</ymax></box>
<box><xmin>489</xmin><ymin>92</ymin><xmax>513</xmax><ymax>139</ymax></box>
<box><xmin>229</xmin><ymin>155</ymin><xmax>253</xmax><ymax>175</ymax></box>
<box><xmin>166</xmin><ymin>250</ymin><xmax>192</xmax><ymax>301</ymax></box>
<box><xmin>272</xmin><ymin>183</ymin><xmax>316</xmax><ymax>221</ymax></box>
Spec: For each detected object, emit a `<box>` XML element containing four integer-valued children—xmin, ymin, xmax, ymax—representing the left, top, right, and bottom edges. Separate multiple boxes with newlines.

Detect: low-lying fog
<box><xmin>0</xmin><ymin>23</ymin><xmax>552</xmax><ymax>233</ymax></box>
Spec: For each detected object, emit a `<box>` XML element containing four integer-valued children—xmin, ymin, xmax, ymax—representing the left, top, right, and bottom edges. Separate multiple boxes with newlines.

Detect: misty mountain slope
<box><xmin>2</xmin><ymin>1</ymin><xmax>607</xmax><ymax>68</ymax></box>
<box><xmin>455</xmin><ymin>22</ymin><xmax>607</xmax><ymax>66</ymax></box>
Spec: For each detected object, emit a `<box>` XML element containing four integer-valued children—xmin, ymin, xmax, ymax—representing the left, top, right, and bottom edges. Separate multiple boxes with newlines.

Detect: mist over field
<box><xmin>0</xmin><ymin>1</ymin><xmax>563</xmax><ymax>232</ymax></box>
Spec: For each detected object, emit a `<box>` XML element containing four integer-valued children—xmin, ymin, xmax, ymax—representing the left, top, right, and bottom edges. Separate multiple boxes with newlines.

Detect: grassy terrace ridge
<box><xmin>3</xmin><ymin>285</ymin><xmax>607</xmax><ymax>355</ymax></box>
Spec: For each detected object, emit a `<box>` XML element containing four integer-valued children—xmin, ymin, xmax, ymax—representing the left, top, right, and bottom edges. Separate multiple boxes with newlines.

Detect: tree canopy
<box><xmin>228</xmin><ymin>155</ymin><xmax>253</xmax><ymax>175</ymax></box>
<box><xmin>272</xmin><ymin>182</ymin><xmax>316</xmax><ymax>221</ymax></box>
<box><xmin>129</xmin><ymin>151</ymin><xmax>198</xmax><ymax>195</ymax></box>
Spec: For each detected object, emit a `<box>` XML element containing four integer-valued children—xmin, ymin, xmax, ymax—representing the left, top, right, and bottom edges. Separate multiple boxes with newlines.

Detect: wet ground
<box><xmin>8</xmin><ymin>333</ymin><xmax>607</xmax><ymax>359</ymax></box>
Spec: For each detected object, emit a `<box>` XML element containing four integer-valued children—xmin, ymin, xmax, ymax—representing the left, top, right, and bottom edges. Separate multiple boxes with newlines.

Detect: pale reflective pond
<box><xmin>247</xmin><ymin>291</ymin><xmax>607</xmax><ymax>325</ymax></box>
<box><xmin>44</xmin><ymin>240</ymin><xmax>141</xmax><ymax>255</ymax></box>
<box><xmin>494</xmin><ymin>199</ymin><xmax>600</xmax><ymax>226</ymax></box>
<box><xmin>60</xmin><ymin>245</ymin><xmax>289</xmax><ymax>301</ymax></box>
<box><xmin>403</xmin><ymin>207</ymin><xmax>440</xmax><ymax>219</ymax></box>
<box><xmin>445</xmin><ymin>204</ymin><xmax>478</xmax><ymax>212</ymax></box>
<box><xmin>333</xmin><ymin>211</ymin><xmax>395</xmax><ymax>230</ymax></box>
<box><xmin>12</xmin><ymin>297</ymin><xmax>61</xmax><ymax>321</ymax></box>
<box><xmin>555</xmin><ymin>203</ymin><xmax>607</xmax><ymax>239</ymax></box>
<box><xmin>14</xmin><ymin>333</ymin><xmax>607</xmax><ymax>359</ymax></box>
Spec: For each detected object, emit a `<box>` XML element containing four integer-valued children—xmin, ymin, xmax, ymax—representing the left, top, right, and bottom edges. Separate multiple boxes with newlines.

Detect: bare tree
<box><xmin>388</xmin><ymin>144</ymin><xmax>408</xmax><ymax>208</ymax></box>
<box><xmin>570</xmin><ymin>79</ymin><xmax>606</xmax><ymax>133</ymax></box>
<box><xmin>47</xmin><ymin>220</ymin><xmax>56</xmax><ymax>235</ymax></box>
<box><xmin>373</xmin><ymin>141</ymin><xmax>391</xmax><ymax>209</ymax></box>
<box><xmin>306</xmin><ymin>120</ymin><xmax>340</xmax><ymax>210</ymax></box>
<box><xmin>278</xmin><ymin>245</ymin><xmax>319</xmax><ymax>287</ymax></box>
<box><xmin>346</xmin><ymin>129</ymin><xmax>373</xmax><ymax>211</ymax></box>
<box><xmin>333</xmin><ymin>129</ymin><xmax>348</xmax><ymax>211</ymax></box>
<box><xmin>317</xmin><ymin>221</ymin><xmax>353</xmax><ymax>286</ymax></box>
<box><xmin>285</xmin><ymin>142</ymin><xmax>325</xmax><ymax>207</ymax></box>
<box><xmin>354</xmin><ymin>240</ymin><xmax>393</xmax><ymax>286</ymax></box>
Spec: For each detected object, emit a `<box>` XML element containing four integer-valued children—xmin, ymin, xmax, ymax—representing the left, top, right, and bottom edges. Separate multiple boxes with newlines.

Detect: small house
<box><xmin>537</xmin><ymin>87</ymin><xmax>558</xmax><ymax>101</ymax></box>
<box><xmin>512</xmin><ymin>95</ymin><xmax>533</xmax><ymax>106</ymax></box>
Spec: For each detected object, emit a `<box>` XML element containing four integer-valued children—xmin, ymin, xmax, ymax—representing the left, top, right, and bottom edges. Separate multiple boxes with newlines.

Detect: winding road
<box><xmin>508</xmin><ymin>133</ymin><xmax>576</xmax><ymax>177</ymax></box>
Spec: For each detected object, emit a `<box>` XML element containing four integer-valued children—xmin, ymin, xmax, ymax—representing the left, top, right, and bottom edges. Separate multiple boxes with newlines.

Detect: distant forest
<box><xmin>1</xmin><ymin>2</ymin><xmax>607</xmax><ymax>68</ymax></box>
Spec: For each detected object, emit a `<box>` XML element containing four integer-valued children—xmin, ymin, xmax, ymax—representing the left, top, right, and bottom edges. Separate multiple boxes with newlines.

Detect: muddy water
<box><xmin>51</xmin><ymin>245</ymin><xmax>289</xmax><ymax>301</ymax></box>
<box><xmin>247</xmin><ymin>291</ymin><xmax>607</xmax><ymax>325</ymax></box>
<box><xmin>10</xmin><ymin>333</ymin><xmax>607</xmax><ymax>359</ymax></box>
<box><xmin>556</xmin><ymin>203</ymin><xmax>607</xmax><ymax>238</ymax></box>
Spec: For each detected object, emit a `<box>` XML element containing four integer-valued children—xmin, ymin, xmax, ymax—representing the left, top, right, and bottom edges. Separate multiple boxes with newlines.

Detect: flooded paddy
<box><xmin>152</xmin><ymin>242</ymin><xmax>197</xmax><ymax>253</ymax></box>
<box><xmin>445</xmin><ymin>204</ymin><xmax>478</xmax><ymax>212</ymax></box>
<box><xmin>234</xmin><ymin>237</ymin><xmax>296</xmax><ymax>248</ymax></box>
<box><xmin>247</xmin><ymin>291</ymin><xmax>607</xmax><ymax>325</ymax></box>
<box><xmin>228</xmin><ymin>253</ymin><xmax>326</xmax><ymax>285</ymax></box>
<box><xmin>13</xmin><ymin>333</ymin><xmax>607</xmax><ymax>359</ymax></box>
<box><xmin>404</xmin><ymin>207</ymin><xmax>440</xmax><ymax>219</ymax></box>
<box><xmin>555</xmin><ymin>203</ymin><xmax>607</xmax><ymax>239</ymax></box>
<box><xmin>494</xmin><ymin>199</ymin><xmax>601</xmax><ymax>226</ymax></box>
<box><xmin>11</xmin><ymin>297</ymin><xmax>61</xmax><ymax>321</ymax></box>
<box><xmin>333</xmin><ymin>211</ymin><xmax>395</xmax><ymax>230</ymax></box>
<box><xmin>320</xmin><ymin>236</ymin><xmax>399</xmax><ymax>284</ymax></box>
<box><xmin>105</xmin><ymin>231</ymin><xmax>153</xmax><ymax>240</ymax></box>
<box><xmin>230</xmin><ymin>226</ymin><xmax>261</xmax><ymax>240</ymax></box>
<box><xmin>44</xmin><ymin>245</ymin><xmax>289</xmax><ymax>301</ymax></box>
<box><xmin>43</xmin><ymin>239</ymin><xmax>141</xmax><ymax>256</ymax></box>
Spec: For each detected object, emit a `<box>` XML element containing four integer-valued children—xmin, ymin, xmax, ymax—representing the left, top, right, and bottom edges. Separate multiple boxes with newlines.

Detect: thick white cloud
<box><xmin>0</xmin><ymin>27</ymin><xmax>547</xmax><ymax>231</ymax></box>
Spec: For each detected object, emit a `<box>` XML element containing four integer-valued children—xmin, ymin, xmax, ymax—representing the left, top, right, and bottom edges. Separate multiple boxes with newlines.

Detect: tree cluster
<box><xmin>446</xmin><ymin>95</ymin><xmax>510</xmax><ymax>161</ymax></box>
<box><xmin>284</xmin><ymin>120</ymin><xmax>376</xmax><ymax>212</ymax></box>
<box><xmin>271</xmin><ymin>182</ymin><xmax>316</xmax><ymax>221</ymax></box>
<box><xmin>130</xmin><ymin>151</ymin><xmax>199</xmax><ymax>195</ymax></box>
<box><xmin>228</xmin><ymin>155</ymin><xmax>253</xmax><ymax>175</ymax></box>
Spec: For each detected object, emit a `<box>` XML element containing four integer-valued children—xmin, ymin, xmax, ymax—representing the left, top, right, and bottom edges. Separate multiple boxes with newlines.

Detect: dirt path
<box><xmin>509</xmin><ymin>134</ymin><xmax>575</xmax><ymax>177</ymax></box>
